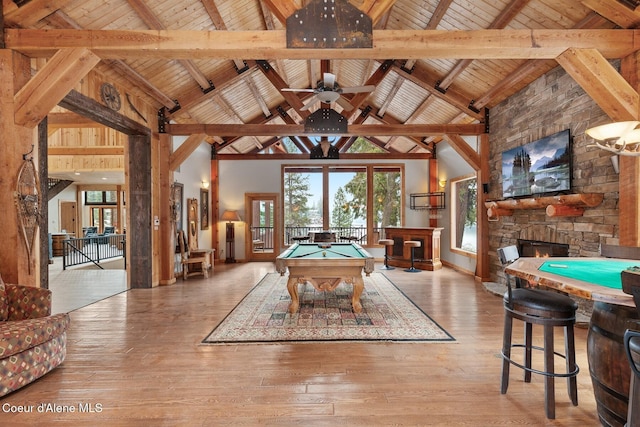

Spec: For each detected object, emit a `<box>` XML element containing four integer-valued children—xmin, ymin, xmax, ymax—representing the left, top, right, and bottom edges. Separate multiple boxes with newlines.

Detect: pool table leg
<box><xmin>287</xmin><ymin>277</ymin><xmax>303</xmax><ymax>314</ymax></box>
<box><xmin>351</xmin><ymin>276</ymin><xmax>364</xmax><ymax>313</ymax></box>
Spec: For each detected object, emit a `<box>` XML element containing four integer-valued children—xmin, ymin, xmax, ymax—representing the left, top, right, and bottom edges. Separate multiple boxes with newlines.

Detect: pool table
<box><xmin>275</xmin><ymin>242</ymin><xmax>375</xmax><ymax>314</ymax></box>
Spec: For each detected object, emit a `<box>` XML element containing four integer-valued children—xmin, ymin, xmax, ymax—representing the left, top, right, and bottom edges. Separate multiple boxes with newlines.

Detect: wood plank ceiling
<box><xmin>3</xmin><ymin>0</ymin><xmax>636</xmax><ymax>157</ymax></box>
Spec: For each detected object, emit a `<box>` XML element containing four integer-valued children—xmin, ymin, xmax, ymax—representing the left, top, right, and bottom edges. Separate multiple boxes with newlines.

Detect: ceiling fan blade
<box><xmin>300</xmin><ymin>94</ymin><xmax>321</xmax><ymax>111</ymax></box>
<box><xmin>335</xmin><ymin>96</ymin><xmax>354</xmax><ymax>111</ymax></box>
<box><xmin>281</xmin><ymin>88</ymin><xmax>316</xmax><ymax>93</ymax></box>
<box><xmin>323</xmin><ymin>72</ymin><xmax>336</xmax><ymax>89</ymax></box>
<box><xmin>340</xmin><ymin>85</ymin><xmax>376</xmax><ymax>94</ymax></box>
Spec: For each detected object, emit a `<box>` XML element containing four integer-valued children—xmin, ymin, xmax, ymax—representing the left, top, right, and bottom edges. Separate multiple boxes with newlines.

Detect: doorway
<box><xmin>60</xmin><ymin>201</ymin><xmax>77</xmax><ymax>235</ymax></box>
<box><xmin>245</xmin><ymin>193</ymin><xmax>279</xmax><ymax>261</ymax></box>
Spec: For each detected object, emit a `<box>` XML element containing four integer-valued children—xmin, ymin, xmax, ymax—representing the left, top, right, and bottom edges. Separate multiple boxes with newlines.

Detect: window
<box><xmin>282</xmin><ymin>164</ymin><xmax>403</xmax><ymax>245</ymax></box>
<box><xmin>85</xmin><ymin>190</ymin><xmax>117</xmax><ymax>205</ymax></box>
<box><xmin>450</xmin><ymin>174</ymin><xmax>477</xmax><ymax>256</ymax></box>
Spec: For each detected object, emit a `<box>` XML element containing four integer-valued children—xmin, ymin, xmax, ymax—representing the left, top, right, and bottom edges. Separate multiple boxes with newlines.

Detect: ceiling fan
<box><xmin>282</xmin><ymin>72</ymin><xmax>375</xmax><ymax>111</ymax></box>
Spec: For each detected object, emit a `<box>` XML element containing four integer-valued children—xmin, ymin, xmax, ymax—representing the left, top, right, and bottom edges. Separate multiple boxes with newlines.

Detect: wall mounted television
<box><xmin>501</xmin><ymin>129</ymin><xmax>572</xmax><ymax>199</ymax></box>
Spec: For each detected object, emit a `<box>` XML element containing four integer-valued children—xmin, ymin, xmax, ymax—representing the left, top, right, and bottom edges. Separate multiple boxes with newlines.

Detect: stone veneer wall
<box><xmin>487</xmin><ymin>63</ymin><xmax>621</xmax><ymax>285</ymax></box>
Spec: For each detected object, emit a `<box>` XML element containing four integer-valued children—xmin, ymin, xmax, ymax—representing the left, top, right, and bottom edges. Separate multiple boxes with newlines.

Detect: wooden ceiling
<box><xmin>3</xmin><ymin>0</ymin><xmax>637</xmax><ymax>157</ymax></box>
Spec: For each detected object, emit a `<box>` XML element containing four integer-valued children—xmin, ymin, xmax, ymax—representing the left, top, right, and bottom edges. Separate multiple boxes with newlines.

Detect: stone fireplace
<box><xmin>518</xmin><ymin>239</ymin><xmax>569</xmax><ymax>258</ymax></box>
<box><xmin>485</xmin><ymin>63</ymin><xmax>620</xmax><ymax>287</ymax></box>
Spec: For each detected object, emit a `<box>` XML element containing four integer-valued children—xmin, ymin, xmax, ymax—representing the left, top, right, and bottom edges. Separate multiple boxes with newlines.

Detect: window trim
<box><xmin>449</xmin><ymin>173</ymin><xmax>477</xmax><ymax>258</ymax></box>
<box><xmin>281</xmin><ymin>163</ymin><xmax>404</xmax><ymax>246</ymax></box>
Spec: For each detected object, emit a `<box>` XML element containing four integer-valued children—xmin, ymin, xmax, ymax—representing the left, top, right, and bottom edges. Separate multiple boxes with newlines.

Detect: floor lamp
<box><xmin>221</xmin><ymin>210</ymin><xmax>241</xmax><ymax>263</ymax></box>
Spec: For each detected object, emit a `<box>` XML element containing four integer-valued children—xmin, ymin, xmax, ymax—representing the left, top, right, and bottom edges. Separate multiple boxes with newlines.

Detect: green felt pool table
<box><xmin>275</xmin><ymin>242</ymin><xmax>375</xmax><ymax>313</ymax></box>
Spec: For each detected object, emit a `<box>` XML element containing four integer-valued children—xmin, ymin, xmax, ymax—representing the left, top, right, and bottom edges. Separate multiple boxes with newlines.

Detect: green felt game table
<box><xmin>505</xmin><ymin>257</ymin><xmax>640</xmax><ymax>426</ymax></box>
<box><xmin>275</xmin><ymin>242</ymin><xmax>374</xmax><ymax>313</ymax></box>
<box><xmin>505</xmin><ymin>257</ymin><xmax>639</xmax><ymax>307</ymax></box>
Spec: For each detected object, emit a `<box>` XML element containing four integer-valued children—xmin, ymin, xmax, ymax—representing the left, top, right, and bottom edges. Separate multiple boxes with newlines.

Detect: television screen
<box><xmin>501</xmin><ymin>129</ymin><xmax>571</xmax><ymax>198</ymax></box>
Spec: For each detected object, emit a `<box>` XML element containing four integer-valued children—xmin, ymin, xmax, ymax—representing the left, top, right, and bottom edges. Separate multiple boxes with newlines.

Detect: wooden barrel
<box><xmin>627</xmin><ymin>332</ymin><xmax>640</xmax><ymax>427</ymax></box>
<box><xmin>588</xmin><ymin>302</ymin><xmax>640</xmax><ymax>427</ymax></box>
<box><xmin>51</xmin><ymin>233</ymin><xmax>68</xmax><ymax>257</ymax></box>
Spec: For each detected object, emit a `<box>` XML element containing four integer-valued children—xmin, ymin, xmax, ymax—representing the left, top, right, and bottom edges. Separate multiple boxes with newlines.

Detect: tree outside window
<box><xmin>450</xmin><ymin>175</ymin><xmax>477</xmax><ymax>255</ymax></box>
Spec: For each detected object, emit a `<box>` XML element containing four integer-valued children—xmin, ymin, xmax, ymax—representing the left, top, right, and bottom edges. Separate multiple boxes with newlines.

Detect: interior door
<box><xmin>245</xmin><ymin>193</ymin><xmax>279</xmax><ymax>261</ymax></box>
<box><xmin>60</xmin><ymin>201</ymin><xmax>77</xmax><ymax>236</ymax></box>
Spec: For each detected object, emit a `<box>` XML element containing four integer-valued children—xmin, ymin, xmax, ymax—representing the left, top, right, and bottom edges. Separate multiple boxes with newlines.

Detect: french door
<box><xmin>245</xmin><ymin>193</ymin><xmax>279</xmax><ymax>261</ymax></box>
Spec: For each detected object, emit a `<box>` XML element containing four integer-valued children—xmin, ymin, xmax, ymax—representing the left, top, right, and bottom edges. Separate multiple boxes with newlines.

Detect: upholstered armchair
<box><xmin>0</xmin><ymin>277</ymin><xmax>70</xmax><ymax>396</ymax></box>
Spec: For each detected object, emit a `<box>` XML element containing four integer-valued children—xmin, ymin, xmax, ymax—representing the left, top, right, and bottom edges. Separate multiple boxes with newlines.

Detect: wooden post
<box><xmin>159</xmin><ymin>133</ymin><xmax>176</xmax><ymax>285</ymax></box>
<box><xmin>0</xmin><ymin>50</ymin><xmax>37</xmax><ymax>286</ymax></box>
<box><xmin>127</xmin><ymin>134</ymin><xmax>153</xmax><ymax>288</ymax></box>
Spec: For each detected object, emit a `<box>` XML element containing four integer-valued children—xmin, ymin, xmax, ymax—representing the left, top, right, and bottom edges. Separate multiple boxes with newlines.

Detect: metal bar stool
<box><xmin>624</xmin><ymin>329</ymin><xmax>640</xmax><ymax>427</ymax></box>
<box><xmin>498</xmin><ymin>245</ymin><xmax>579</xmax><ymax>420</ymax></box>
<box><xmin>403</xmin><ymin>240</ymin><xmax>421</xmax><ymax>273</ymax></box>
<box><xmin>378</xmin><ymin>239</ymin><xmax>395</xmax><ymax>270</ymax></box>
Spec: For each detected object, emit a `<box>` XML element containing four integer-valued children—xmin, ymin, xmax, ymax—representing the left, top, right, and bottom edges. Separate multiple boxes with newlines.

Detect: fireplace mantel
<box><xmin>485</xmin><ymin>193</ymin><xmax>604</xmax><ymax>220</ymax></box>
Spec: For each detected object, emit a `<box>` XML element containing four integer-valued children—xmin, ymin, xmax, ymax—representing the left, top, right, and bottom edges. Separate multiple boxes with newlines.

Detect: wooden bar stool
<box><xmin>378</xmin><ymin>239</ymin><xmax>395</xmax><ymax>270</ymax></box>
<box><xmin>498</xmin><ymin>245</ymin><xmax>579</xmax><ymax>420</ymax></box>
<box><xmin>403</xmin><ymin>240</ymin><xmax>421</xmax><ymax>273</ymax></box>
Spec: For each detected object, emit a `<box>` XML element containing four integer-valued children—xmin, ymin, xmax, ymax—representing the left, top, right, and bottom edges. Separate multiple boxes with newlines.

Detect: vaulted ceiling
<box><xmin>3</xmin><ymin>0</ymin><xmax>638</xmax><ymax>158</ymax></box>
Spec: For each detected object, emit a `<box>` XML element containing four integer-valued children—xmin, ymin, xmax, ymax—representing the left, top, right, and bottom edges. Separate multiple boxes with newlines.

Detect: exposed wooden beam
<box><xmin>14</xmin><ymin>47</ymin><xmax>100</xmax><ymax>128</ymax></box>
<box><xmin>582</xmin><ymin>0</ymin><xmax>640</xmax><ymax>29</ymax></box>
<box><xmin>48</xmin><ymin>112</ymin><xmax>105</xmax><ymax>128</ymax></box>
<box><xmin>255</xmin><ymin>60</ymin><xmax>310</xmax><ymax>118</ymax></box>
<box><xmin>44</xmin><ymin>10</ymin><xmax>177</xmax><ymax>110</ymax></box>
<box><xmin>217</xmin><ymin>152</ymin><xmax>432</xmax><ymax>160</ymax></box>
<box><xmin>169</xmin><ymin>134</ymin><xmax>207</xmax><ymax>172</ymax></box>
<box><xmin>58</xmin><ymin>89</ymin><xmax>150</xmax><ymax>136</ymax></box>
<box><xmin>394</xmin><ymin>61</ymin><xmax>483</xmax><ymax>120</ymax></box>
<box><xmin>3</xmin><ymin>0</ymin><xmax>72</xmax><ymax>28</ymax></box>
<box><xmin>442</xmin><ymin>134</ymin><xmax>480</xmax><ymax>170</ymax></box>
<box><xmin>165</xmin><ymin>62</ymin><xmax>255</xmax><ymax>120</ymax></box>
<box><xmin>437</xmin><ymin>0</ymin><xmax>530</xmax><ymax>90</ymax></box>
<box><xmin>124</xmin><ymin>0</ymin><xmax>212</xmax><ymax>90</ymax></box>
<box><xmin>259</xmin><ymin>0</ymin><xmax>298</xmax><ymax>25</ymax></box>
<box><xmin>556</xmin><ymin>48</ymin><xmax>639</xmax><ymax>121</ymax></box>
<box><xmin>471</xmin><ymin>11</ymin><xmax>611</xmax><ymax>110</ymax></box>
<box><xmin>48</xmin><ymin>146</ymin><xmax>125</xmax><ymax>155</ymax></box>
<box><xmin>344</xmin><ymin>60</ymin><xmax>395</xmax><ymax>119</ymax></box>
<box><xmin>360</xmin><ymin>0</ymin><xmax>398</xmax><ymax>25</ymax></box>
<box><xmin>6</xmin><ymin>29</ymin><xmax>638</xmax><ymax>60</ymax></box>
<box><xmin>167</xmin><ymin>123</ymin><xmax>485</xmax><ymax>137</ymax></box>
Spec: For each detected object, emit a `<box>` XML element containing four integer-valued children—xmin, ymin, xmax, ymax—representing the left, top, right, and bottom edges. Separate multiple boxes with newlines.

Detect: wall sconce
<box><xmin>611</xmin><ymin>155</ymin><xmax>620</xmax><ymax>174</ymax></box>
<box><xmin>221</xmin><ymin>210</ymin><xmax>241</xmax><ymax>263</ymax></box>
<box><xmin>586</xmin><ymin>121</ymin><xmax>640</xmax><ymax>156</ymax></box>
<box><xmin>201</xmin><ymin>180</ymin><xmax>209</xmax><ymax>189</ymax></box>
<box><xmin>438</xmin><ymin>179</ymin><xmax>447</xmax><ymax>190</ymax></box>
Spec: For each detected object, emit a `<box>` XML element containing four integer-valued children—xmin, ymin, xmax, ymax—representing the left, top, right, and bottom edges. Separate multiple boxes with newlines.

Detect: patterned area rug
<box><xmin>202</xmin><ymin>272</ymin><xmax>454</xmax><ymax>344</ymax></box>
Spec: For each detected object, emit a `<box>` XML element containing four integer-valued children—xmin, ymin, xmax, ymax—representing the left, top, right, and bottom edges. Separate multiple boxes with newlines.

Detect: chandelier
<box><xmin>585</xmin><ymin>121</ymin><xmax>640</xmax><ymax>156</ymax></box>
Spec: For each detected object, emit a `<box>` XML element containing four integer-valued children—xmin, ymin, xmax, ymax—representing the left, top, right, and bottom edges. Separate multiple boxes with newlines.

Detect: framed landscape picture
<box><xmin>200</xmin><ymin>188</ymin><xmax>209</xmax><ymax>230</ymax></box>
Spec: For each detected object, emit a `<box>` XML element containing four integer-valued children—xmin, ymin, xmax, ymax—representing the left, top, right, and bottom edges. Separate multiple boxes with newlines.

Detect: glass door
<box><xmin>245</xmin><ymin>193</ymin><xmax>279</xmax><ymax>261</ymax></box>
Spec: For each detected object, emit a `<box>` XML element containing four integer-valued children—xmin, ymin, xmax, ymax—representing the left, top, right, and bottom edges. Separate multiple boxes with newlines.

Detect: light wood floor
<box><xmin>2</xmin><ymin>262</ymin><xmax>601</xmax><ymax>426</ymax></box>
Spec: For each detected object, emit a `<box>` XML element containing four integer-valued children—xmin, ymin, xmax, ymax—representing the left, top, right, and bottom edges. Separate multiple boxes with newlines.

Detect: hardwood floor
<box><xmin>2</xmin><ymin>262</ymin><xmax>600</xmax><ymax>426</ymax></box>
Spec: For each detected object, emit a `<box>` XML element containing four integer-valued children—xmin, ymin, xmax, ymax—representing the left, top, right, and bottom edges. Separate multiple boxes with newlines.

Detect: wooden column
<box><xmin>159</xmin><ymin>133</ymin><xmax>176</xmax><ymax>285</ymax></box>
<box><xmin>38</xmin><ymin>118</ymin><xmax>49</xmax><ymax>289</ymax></box>
<box><xmin>476</xmin><ymin>133</ymin><xmax>490</xmax><ymax>281</ymax></box>
<box><xmin>127</xmin><ymin>134</ymin><xmax>153</xmax><ymax>288</ymax></box>
<box><xmin>0</xmin><ymin>50</ymin><xmax>37</xmax><ymax>286</ymax></box>
<box><xmin>620</xmin><ymin>53</ymin><xmax>640</xmax><ymax>246</ymax></box>
<box><xmin>211</xmin><ymin>146</ymin><xmax>220</xmax><ymax>260</ymax></box>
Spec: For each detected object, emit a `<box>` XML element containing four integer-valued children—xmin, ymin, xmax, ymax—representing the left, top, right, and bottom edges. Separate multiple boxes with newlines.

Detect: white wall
<box><xmin>173</xmin><ymin>137</ymin><xmax>212</xmax><ymax>249</ymax></box>
<box><xmin>48</xmin><ymin>185</ymin><xmax>77</xmax><ymax>233</ymax></box>
<box><xmin>218</xmin><ymin>158</ymin><xmax>431</xmax><ymax>260</ymax></box>
<box><xmin>437</xmin><ymin>139</ymin><xmax>477</xmax><ymax>275</ymax></box>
